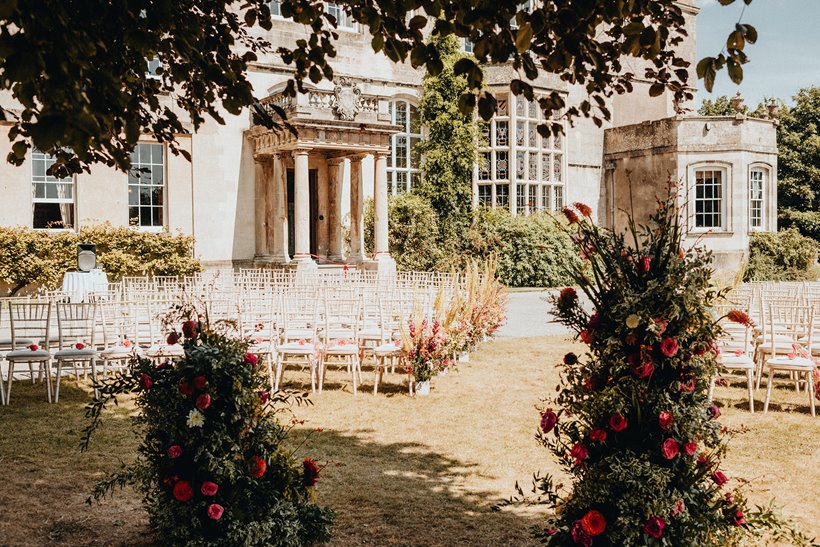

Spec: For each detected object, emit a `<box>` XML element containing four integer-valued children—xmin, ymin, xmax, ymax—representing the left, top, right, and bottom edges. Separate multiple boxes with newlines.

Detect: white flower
<box><xmin>187</xmin><ymin>409</ymin><xmax>205</xmax><ymax>428</ymax></box>
<box><xmin>625</xmin><ymin>314</ymin><xmax>640</xmax><ymax>329</ymax></box>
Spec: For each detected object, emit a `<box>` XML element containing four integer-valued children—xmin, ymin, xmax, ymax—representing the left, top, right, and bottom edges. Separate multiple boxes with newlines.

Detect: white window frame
<box><xmin>128</xmin><ymin>143</ymin><xmax>167</xmax><ymax>231</ymax></box>
<box><xmin>31</xmin><ymin>151</ymin><xmax>76</xmax><ymax>231</ymax></box>
<box><xmin>748</xmin><ymin>165</ymin><xmax>768</xmax><ymax>231</ymax></box>
<box><xmin>688</xmin><ymin>163</ymin><xmax>729</xmax><ymax>233</ymax></box>
<box><xmin>269</xmin><ymin>0</ymin><xmax>283</xmax><ymax>18</ymax></box>
<box><xmin>387</xmin><ymin>99</ymin><xmax>422</xmax><ymax>195</ymax></box>
<box><xmin>325</xmin><ymin>2</ymin><xmax>357</xmax><ymax>31</ymax></box>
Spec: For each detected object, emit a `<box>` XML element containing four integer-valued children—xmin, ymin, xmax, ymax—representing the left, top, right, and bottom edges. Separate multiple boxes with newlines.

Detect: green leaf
<box><xmin>727</xmin><ymin>59</ymin><xmax>743</xmax><ymax>84</ymax></box>
<box><xmin>515</xmin><ymin>23</ymin><xmax>533</xmax><ymax>53</ymax></box>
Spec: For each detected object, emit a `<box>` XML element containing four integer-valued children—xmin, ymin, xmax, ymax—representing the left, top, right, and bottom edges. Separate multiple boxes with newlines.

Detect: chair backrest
<box><xmin>9</xmin><ymin>302</ymin><xmax>52</xmax><ymax>349</ymax></box>
<box><xmin>767</xmin><ymin>303</ymin><xmax>815</xmax><ymax>358</ymax></box>
<box><xmin>712</xmin><ymin>304</ymin><xmax>753</xmax><ymax>356</ymax></box>
<box><xmin>56</xmin><ymin>302</ymin><xmax>97</xmax><ymax>349</ymax></box>
<box><xmin>322</xmin><ymin>291</ymin><xmax>361</xmax><ymax>344</ymax></box>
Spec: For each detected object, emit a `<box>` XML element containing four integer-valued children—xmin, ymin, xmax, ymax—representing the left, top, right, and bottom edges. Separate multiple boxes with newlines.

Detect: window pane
<box><xmin>528</xmin><ymin>122</ymin><xmax>537</xmax><ymax>147</ymax></box>
<box><xmin>516</xmin><ymin>152</ymin><xmax>526</xmax><ymax>180</ymax></box>
<box><xmin>139</xmin><ymin>143</ymin><xmax>151</xmax><ymax>164</ymax></box>
<box><xmin>270</xmin><ymin>0</ymin><xmax>281</xmax><ymax>16</ymax></box>
<box><xmin>496</xmin><ymin>151</ymin><xmax>508</xmax><ymax>180</ymax></box>
<box><xmin>140</xmin><ymin>187</ymin><xmax>152</xmax><ymax>206</ymax></box>
<box><xmin>516</xmin><ymin>121</ymin><xmax>525</xmax><ymax>146</ymax></box>
<box><xmin>496</xmin><ymin>184</ymin><xmax>509</xmax><ymax>207</ymax></box>
<box><xmin>528</xmin><ymin>153</ymin><xmax>538</xmax><ymax>181</ymax></box>
<box><xmin>152</xmin><ymin>207</ymin><xmax>162</xmax><ymax>227</ymax></box>
<box><xmin>495</xmin><ymin>121</ymin><xmax>508</xmax><ymax>146</ymax></box>
<box><xmin>553</xmin><ymin>154</ymin><xmax>562</xmax><ymax>182</ymax></box>
<box><xmin>140</xmin><ymin>207</ymin><xmax>151</xmax><ymax>226</ymax></box>
<box><xmin>409</xmin><ymin>104</ymin><xmax>420</xmax><ymax>134</ymax></box>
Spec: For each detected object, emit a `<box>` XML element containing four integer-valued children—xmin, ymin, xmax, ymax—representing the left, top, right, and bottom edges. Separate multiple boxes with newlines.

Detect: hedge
<box><xmin>744</xmin><ymin>228</ymin><xmax>819</xmax><ymax>281</ymax></box>
<box><xmin>0</xmin><ymin>224</ymin><xmax>202</xmax><ymax>295</ymax></box>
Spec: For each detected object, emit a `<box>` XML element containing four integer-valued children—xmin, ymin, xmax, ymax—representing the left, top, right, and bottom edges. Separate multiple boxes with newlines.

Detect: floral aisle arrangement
<box><xmin>81</xmin><ymin>313</ymin><xmax>333</xmax><ymax>546</ymax></box>
<box><xmin>520</xmin><ymin>197</ymin><xmax>809</xmax><ymax>545</ymax></box>
<box><xmin>402</xmin><ymin>313</ymin><xmax>453</xmax><ymax>385</ymax></box>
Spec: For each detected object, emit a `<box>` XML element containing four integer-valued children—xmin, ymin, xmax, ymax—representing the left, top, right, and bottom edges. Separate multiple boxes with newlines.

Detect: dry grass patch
<box><xmin>0</xmin><ymin>336</ymin><xmax>817</xmax><ymax>546</ymax></box>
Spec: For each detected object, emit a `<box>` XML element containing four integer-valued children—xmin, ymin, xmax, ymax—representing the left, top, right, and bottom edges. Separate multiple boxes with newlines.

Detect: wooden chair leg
<box><xmin>707</xmin><ymin>376</ymin><xmax>716</xmax><ymax>402</ymax></box>
<box><xmin>807</xmin><ymin>371</ymin><xmax>816</xmax><ymax>418</ymax></box>
<box><xmin>764</xmin><ymin>368</ymin><xmax>775</xmax><ymax>413</ymax></box>
<box><xmin>746</xmin><ymin>369</ymin><xmax>754</xmax><ymax>414</ymax></box>
<box><xmin>54</xmin><ymin>360</ymin><xmax>63</xmax><ymax>403</ymax></box>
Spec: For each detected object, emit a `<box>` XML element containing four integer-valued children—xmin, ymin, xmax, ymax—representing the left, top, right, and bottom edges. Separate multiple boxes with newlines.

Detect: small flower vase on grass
<box><xmin>510</xmin><ymin>193</ymin><xmax>811</xmax><ymax>545</ymax></box>
<box><xmin>82</xmin><ymin>312</ymin><xmax>333</xmax><ymax>546</ymax></box>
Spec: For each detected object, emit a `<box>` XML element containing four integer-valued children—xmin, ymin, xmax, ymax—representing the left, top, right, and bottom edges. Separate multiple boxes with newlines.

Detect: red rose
<box><xmin>138</xmin><ymin>373</ymin><xmax>153</xmax><ymax>391</ymax></box>
<box><xmin>583</xmin><ymin>376</ymin><xmax>597</xmax><ymax>391</ymax></box>
<box><xmin>570</xmin><ymin>443</ymin><xmax>589</xmax><ymax>465</ymax></box>
<box><xmin>698</xmin><ymin>455</ymin><xmax>711</xmax><ymax>467</ymax></box>
<box><xmin>559</xmin><ymin>287</ymin><xmax>577</xmax><ymax>306</ymax></box>
<box><xmin>28</xmin><ymin>344</ymin><xmax>39</xmax><ymax>351</ymax></box>
<box><xmin>168</xmin><ymin>445</ymin><xmax>182</xmax><ymax>459</ymax></box>
<box><xmin>683</xmin><ymin>441</ymin><xmax>698</xmax><ymax>456</ymax></box>
<box><xmin>74</xmin><ymin>342</ymin><xmax>86</xmax><ymax>350</ymax></box>
<box><xmin>579</xmin><ymin>329</ymin><xmax>594</xmax><ymax>344</ymax></box>
<box><xmin>571</xmin><ymin>520</ymin><xmax>592</xmax><ymax>547</ymax></box>
<box><xmin>660</xmin><ymin>337</ymin><xmax>678</xmax><ymax>357</ymax></box>
<box><xmin>195</xmin><ymin>393</ymin><xmax>211</xmax><ymax>410</ymax></box>
<box><xmin>303</xmin><ymin>457</ymin><xmax>320</xmax><ymax>487</ymax></box>
<box><xmin>733</xmin><ymin>509</ymin><xmax>746</xmax><ymax>526</ymax></box>
<box><xmin>643</xmin><ymin>516</ymin><xmax>665</xmax><ymax>538</ymax></box>
<box><xmin>580</xmin><ymin>509</ymin><xmax>606</xmax><ymax>536</ymax></box>
<box><xmin>180</xmin><ymin>382</ymin><xmax>194</xmax><ymax>396</ymax></box>
<box><xmin>563</xmin><ymin>352</ymin><xmax>578</xmax><ymax>365</ymax></box>
<box><xmin>589</xmin><ymin>428</ymin><xmax>607</xmax><ymax>442</ymax></box>
<box><xmin>631</xmin><ymin>360</ymin><xmax>654</xmax><ymax>379</ymax></box>
<box><xmin>609</xmin><ymin>413</ymin><xmax>627</xmax><ymax>432</ymax></box>
<box><xmin>122</xmin><ymin>339</ymin><xmax>132</xmax><ymax>348</ymax></box>
<box><xmin>658</xmin><ymin>411</ymin><xmax>674</xmax><ymax>431</ymax></box>
<box><xmin>587</xmin><ymin>312</ymin><xmax>600</xmax><ymax>328</ymax></box>
<box><xmin>207</xmin><ymin>503</ymin><xmax>224</xmax><ymax>520</ymax></box>
<box><xmin>654</xmin><ymin>318</ymin><xmax>668</xmax><ymax>335</ymax></box>
<box><xmin>191</xmin><ymin>375</ymin><xmax>207</xmax><ymax>390</ymax></box>
<box><xmin>173</xmin><ymin>480</ymin><xmax>194</xmax><ymax>502</ymax></box>
<box><xmin>260</xmin><ymin>389</ymin><xmax>269</xmax><ymax>404</ymax></box>
<box><xmin>200</xmin><ymin>481</ymin><xmax>219</xmax><ymax>496</ymax></box>
<box><xmin>251</xmin><ymin>456</ymin><xmax>267</xmax><ymax>478</ymax></box>
<box><xmin>640</xmin><ymin>256</ymin><xmax>651</xmax><ymax>273</ymax></box>
<box><xmin>708</xmin><ymin>404</ymin><xmax>721</xmax><ymax>419</ymax></box>
<box><xmin>562</xmin><ymin>207</ymin><xmax>580</xmax><ymax>224</ymax></box>
<box><xmin>726</xmin><ymin>310</ymin><xmax>754</xmax><ymax>328</ymax></box>
<box><xmin>166</xmin><ymin>332</ymin><xmax>180</xmax><ymax>345</ymax></box>
<box><xmin>540</xmin><ymin>409</ymin><xmax>558</xmax><ymax>433</ymax></box>
<box><xmin>711</xmin><ymin>470</ymin><xmax>728</xmax><ymax>486</ymax></box>
<box><xmin>574</xmin><ymin>202</ymin><xmax>593</xmax><ymax>218</ymax></box>
<box><xmin>182</xmin><ymin>320</ymin><xmax>198</xmax><ymax>339</ymax></box>
<box><xmin>244</xmin><ymin>352</ymin><xmax>258</xmax><ymax>366</ymax></box>
<box><xmin>661</xmin><ymin>438</ymin><xmax>679</xmax><ymax>460</ymax></box>
<box><xmin>625</xmin><ymin>333</ymin><xmax>637</xmax><ymax>346</ymax></box>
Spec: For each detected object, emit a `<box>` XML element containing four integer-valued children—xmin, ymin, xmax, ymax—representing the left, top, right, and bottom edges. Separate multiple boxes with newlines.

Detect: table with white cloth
<box><xmin>61</xmin><ymin>270</ymin><xmax>109</xmax><ymax>302</ymax></box>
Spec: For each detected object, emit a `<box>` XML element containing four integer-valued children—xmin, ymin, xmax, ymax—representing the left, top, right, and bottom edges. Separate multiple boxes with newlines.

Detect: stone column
<box><xmin>327</xmin><ymin>157</ymin><xmax>344</xmax><ymax>262</ymax></box>
<box><xmin>253</xmin><ymin>155</ymin><xmax>271</xmax><ymax>260</ymax></box>
<box><xmin>373</xmin><ymin>151</ymin><xmax>390</xmax><ymax>259</ymax></box>
<box><xmin>292</xmin><ymin>148</ymin><xmax>312</xmax><ymax>262</ymax></box>
<box><xmin>315</xmin><ymin>155</ymin><xmax>330</xmax><ymax>260</ymax></box>
<box><xmin>271</xmin><ymin>153</ymin><xmax>290</xmax><ymax>263</ymax></box>
<box><xmin>348</xmin><ymin>155</ymin><xmax>365</xmax><ymax>262</ymax></box>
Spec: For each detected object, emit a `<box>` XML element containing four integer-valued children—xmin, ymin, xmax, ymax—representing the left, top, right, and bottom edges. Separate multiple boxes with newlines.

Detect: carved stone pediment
<box><xmin>332</xmin><ymin>77</ymin><xmax>361</xmax><ymax>121</ymax></box>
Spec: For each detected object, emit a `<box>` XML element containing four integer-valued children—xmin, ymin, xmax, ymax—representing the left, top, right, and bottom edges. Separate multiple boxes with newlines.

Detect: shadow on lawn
<box><xmin>289</xmin><ymin>427</ymin><xmax>543</xmax><ymax>547</ymax></box>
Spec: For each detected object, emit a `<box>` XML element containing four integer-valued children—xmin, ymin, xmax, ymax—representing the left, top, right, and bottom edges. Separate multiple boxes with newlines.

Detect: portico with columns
<box><xmin>248</xmin><ymin>78</ymin><xmax>399</xmax><ymax>273</ymax></box>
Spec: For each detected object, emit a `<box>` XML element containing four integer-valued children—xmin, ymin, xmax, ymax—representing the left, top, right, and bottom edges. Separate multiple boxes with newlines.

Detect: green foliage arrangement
<box><xmin>0</xmin><ymin>224</ymin><xmax>201</xmax><ymax>295</ymax></box>
<box><xmin>744</xmin><ymin>228</ymin><xmax>819</xmax><ymax>282</ymax></box>
<box><xmin>82</xmin><ymin>312</ymin><xmax>333</xmax><ymax>546</ymax></box>
<box><xmin>510</xmin><ymin>197</ymin><xmax>810</xmax><ymax>545</ymax></box>
<box><xmin>414</xmin><ymin>35</ymin><xmax>481</xmax><ymax>235</ymax></box>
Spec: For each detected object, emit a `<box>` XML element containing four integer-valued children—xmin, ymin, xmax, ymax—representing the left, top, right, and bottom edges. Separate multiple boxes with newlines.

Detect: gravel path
<box><xmin>497</xmin><ymin>289</ymin><xmax>571</xmax><ymax>338</ymax></box>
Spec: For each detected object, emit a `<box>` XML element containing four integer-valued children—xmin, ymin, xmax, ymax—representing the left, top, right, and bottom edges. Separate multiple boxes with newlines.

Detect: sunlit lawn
<box><xmin>0</xmin><ymin>336</ymin><xmax>817</xmax><ymax>546</ymax></box>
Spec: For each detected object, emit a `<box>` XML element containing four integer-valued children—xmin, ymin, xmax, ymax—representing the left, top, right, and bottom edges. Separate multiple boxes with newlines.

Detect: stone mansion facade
<box><xmin>0</xmin><ymin>1</ymin><xmax>778</xmax><ymax>271</ymax></box>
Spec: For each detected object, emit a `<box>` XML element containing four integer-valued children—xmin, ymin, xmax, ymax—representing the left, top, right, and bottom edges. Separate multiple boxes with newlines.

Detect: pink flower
<box><xmin>609</xmin><ymin>413</ymin><xmax>627</xmax><ymax>432</ymax></box>
<box><xmin>712</xmin><ymin>470</ymin><xmax>728</xmax><ymax>486</ymax></box>
<box><xmin>661</xmin><ymin>438</ymin><xmax>680</xmax><ymax>460</ymax></box>
<box><xmin>200</xmin><ymin>481</ymin><xmax>219</xmax><ymax>496</ymax></box>
<box><xmin>643</xmin><ymin>516</ymin><xmax>665</xmax><ymax>538</ymax></box>
<box><xmin>540</xmin><ymin>409</ymin><xmax>558</xmax><ymax>433</ymax></box>
<box><xmin>244</xmin><ymin>352</ymin><xmax>258</xmax><ymax>366</ymax></box>
<box><xmin>167</xmin><ymin>445</ymin><xmax>182</xmax><ymax>459</ymax></box>
<box><xmin>660</xmin><ymin>337</ymin><xmax>678</xmax><ymax>357</ymax></box>
<box><xmin>122</xmin><ymin>339</ymin><xmax>132</xmax><ymax>348</ymax></box>
<box><xmin>671</xmin><ymin>499</ymin><xmax>684</xmax><ymax>516</ymax></box>
<box><xmin>640</xmin><ymin>256</ymin><xmax>651</xmax><ymax>273</ymax></box>
<box><xmin>574</xmin><ymin>202</ymin><xmax>593</xmax><ymax>218</ymax></box>
<box><xmin>658</xmin><ymin>411</ymin><xmax>673</xmax><ymax>431</ymax></box>
<box><xmin>195</xmin><ymin>393</ymin><xmax>211</xmax><ymax>410</ymax></box>
<box><xmin>207</xmin><ymin>503</ymin><xmax>224</xmax><ymax>520</ymax></box>
<box><xmin>653</xmin><ymin>318</ymin><xmax>668</xmax><ymax>335</ymax></box>
<box><xmin>684</xmin><ymin>441</ymin><xmax>698</xmax><ymax>456</ymax></box>
<box><xmin>298</xmin><ymin>339</ymin><xmax>307</xmax><ymax>345</ymax></box>
<box><xmin>571</xmin><ymin>520</ymin><xmax>592</xmax><ymax>547</ymax></box>
<box><xmin>173</xmin><ymin>480</ymin><xmax>194</xmax><ymax>502</ymax></box>
<box><xmin>708</xmin><ymin>404</ymin><xmax>721</xmax><ymax>420</ymax></box>
<box><xmin>733</xmin><ymin>509</ymin><xmax>746</xmax><ymax>526</ymax></box>
<box><xmin>589</xmin><ymin>428</ymin><xmax>607</xmax><ymax>442</ymax></box>
<box><xmin>631</xmin><ymin>360</ymin><xmax>654</xmax><ymax>379</ymax></box>
<box><xmin>570</xmin><ymin>443</ymin><xmax>589</xmax><ymax>465</ymax></box>
<box><xmin>138</xmin><ymin>373</ymin><xmax>153</xmax><ymax>391</ymax></box>
<box><xmin>260</xmin><ymin>389</ymin><xmax>269</xmax><ymax>404</ymax></box>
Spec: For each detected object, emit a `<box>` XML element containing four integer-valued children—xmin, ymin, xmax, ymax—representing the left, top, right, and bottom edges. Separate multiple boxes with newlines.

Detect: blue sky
<box><xmin>696</xmin><ymin>0</ymin><xmax>820</xmax><ymax>106</ymax></box>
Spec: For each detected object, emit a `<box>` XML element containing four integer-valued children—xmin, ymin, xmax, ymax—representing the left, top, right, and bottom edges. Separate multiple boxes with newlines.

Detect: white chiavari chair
<box><xmin>763</xmin><ymin>303</ymin><xmax>816</xmax><ymax>417</ymax></box>
<box><xmin>4</xmin><ymin>301</ymin><xmax>53</xmax><ymax>403</ymax></box>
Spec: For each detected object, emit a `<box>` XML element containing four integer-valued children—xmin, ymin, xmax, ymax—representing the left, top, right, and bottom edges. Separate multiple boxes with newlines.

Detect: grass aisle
<box><xmin>0</xmin><ymin>336</ymin><xmax>817</xmax><ymax>545</ymax></box>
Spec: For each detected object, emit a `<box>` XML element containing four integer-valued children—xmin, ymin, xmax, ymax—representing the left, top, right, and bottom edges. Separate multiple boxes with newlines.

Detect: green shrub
<box><xmin>458</xmin><ymin>209</ymin><xmax>578</xmax><ymax>288</ymax></box>
<box><xmin>0</xmin><ymin>224</ymin><xmax>202</xmax><ymax>295</ymax></box>
<box><xmin>778</xmin><ymin>209</ymin><xmax>820</xmax><ymax>242</ymax></box>
<box><xmin>744</xmin><ymin>228</ymin><xmax>819</xmax><ymax>281</ymax></box>
<box><xmin>364</xmin><ymin>195</ymin><xmax>445</xmax><ymax>272</ymax></box>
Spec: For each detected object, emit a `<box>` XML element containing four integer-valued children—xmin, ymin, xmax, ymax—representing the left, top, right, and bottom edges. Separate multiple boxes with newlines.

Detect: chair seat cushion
<box><xmin>719</xmin><ymin>355</ymin><xmax>755</xmax><ymax>369</ymax></box>
<box><xmin>766</xmin><ymin>356</ymin><xmax>815</xmax><ymax>368</ymax></box>
<box><xmin>248</xmin><ymin>342</ymin><xmax>273</xmax><ymax>354</ymax></box>
<box><xmin>55</xmin><ymin>348</ymin><xmax>98</xmax><ymax>359</ymax></box>
<box><xmin>325</xmin><ymin>343</ymin><xmax>358</xmax><ymax>355</ymax></box>
<box><xmin>6</xmin><ymin>348</ymin><xmax>51</xmax><ymax>361</ymax></box>
<box><xmin>101</xmin><ymin>345</ymin><xmax>138</xmax><ymax>359</ymax></box>
<box><xmin>278</xmin><ymin>342</ymin><xmax>315</xmax><ymax>355</ymax></box>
